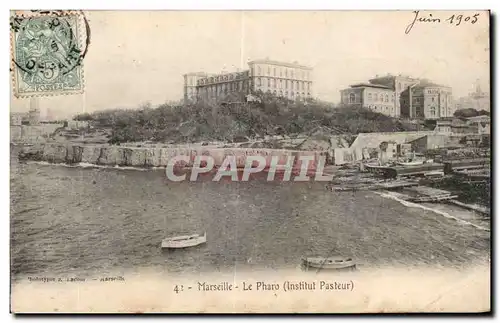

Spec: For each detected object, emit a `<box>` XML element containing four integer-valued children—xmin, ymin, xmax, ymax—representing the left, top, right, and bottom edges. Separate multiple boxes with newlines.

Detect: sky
<box><xmin>10</xmin><ymin>10</ymin><xmax>490</xmax><ymax>119</ymax></box>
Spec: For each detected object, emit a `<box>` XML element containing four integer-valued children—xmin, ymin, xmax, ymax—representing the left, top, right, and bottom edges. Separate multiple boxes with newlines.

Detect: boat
<box><xmin>301</xmin><ymin>256</ymin><xmax>357</xmax><ymax>271</ymax></box>
<box><xmin>397</xmin><ymin>160</ymin><xmax>425</xmax><ymax>166</ymax></box>
<box><xmin>161</xmin><ymin>232</ymin><xmax>207</xmax><ymax>249</ymax></box>
<box><xmin>423</xmin><ymin>170</ymin><xmax>445</xmax><ymax>178</ymax></box>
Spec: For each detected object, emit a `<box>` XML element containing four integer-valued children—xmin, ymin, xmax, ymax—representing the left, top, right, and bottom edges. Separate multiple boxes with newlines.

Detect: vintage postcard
<box><xmin>10</xmin><ymin>10</ymin><xmax>491</xmax><ymax>313</ymax></box>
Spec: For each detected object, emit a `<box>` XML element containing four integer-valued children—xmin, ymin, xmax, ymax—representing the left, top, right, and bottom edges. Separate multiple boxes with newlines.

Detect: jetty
<box><xmin>404</xmin><ymin>186</ymin><xmax>458</xmax><ymax>203</ymax></box>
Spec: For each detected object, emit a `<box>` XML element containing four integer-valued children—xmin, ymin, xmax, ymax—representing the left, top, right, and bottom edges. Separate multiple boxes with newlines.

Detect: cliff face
<box><xmin>19</xmin><ymin>144</ymin><xmax>329</xmax><ymax>169</ymax></box>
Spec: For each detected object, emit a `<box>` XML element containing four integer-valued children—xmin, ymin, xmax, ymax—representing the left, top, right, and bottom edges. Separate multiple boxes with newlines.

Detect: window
<box><xmin>385</xmin><ymin>94</ymin><xmax>388</xmax><ymax>102</ymax></box>
<box><xmin>285</xmin><ymin>91</ymin><xmax>288</xmax><ymax>97</ymax></box>
<box><xmin>257</xmin><ymin>66</ymin><xmax>261</xmax><ymax>76</ymax></box>
<box><xmin>285</xmin><ymin>69</ymin><xmax>288</xmax><ymax>78</ymax></box>
<box><xmin>349</xmin><ymin>93</ymin><xmax>355</xmax><ymax>103</ymax></box>
<box><xmin>432</xmin><ymin>97</ymin><xmax>435</xmax><ymax>102</ymax></box>
<box><xmin>287</xmin><ymin>80</ymin><xmax>291</xmax><ymax>89</ymax></box>
<box><xmin>274</xmin><ymin>68</ymin><xmax>276</xmax><ymax>76</ymax></box>
<box><xmin>291</xmin><ymin>70</ymin><xmax>294</xmax><ymax>78</ymax></box>
<box><xmin>280</xmin><ymin>69</ymin><xmax>283</xmax><ymax>77</ymax></box>
<box><xmin>374</xmin><ymin>93</ymin><xmax>378</xmax><ymax>101</ymax></box>
<box><xmin>280</xmin><ymin>79</ymin><xmax>283</xmax><ymax>88</ymax></box>
<box><xmin>279</xmin><ymin>90</ymin><xmax>283</xmax><ymax>97</ymax></box>
<box><xmin>257</xmin><ymin>78</ymin><xmax>261</xmax><ymax>87</ymax></box>
<box><xmin>368</xmin><ymin>93</ymin><xmax>372</xmax><ymax>101</ymax></box>
<box><xmin>391</xmin><ymin>95</ymin><xmax>394</xmax><ymax>102</ymax></box>
<box><xmin>301</xmin><ymin>82</ymin><xmax>304</xmax><ymax>90</ymax></box>
<box><xmin>268</xmin><ymin>67</ymin><xmax>271</xmax><ymax>75</ymax></box>
<box><xmin>263</xmin><ymin>78</ymin><xmax>267</xmax><ymax>87</ymax></box>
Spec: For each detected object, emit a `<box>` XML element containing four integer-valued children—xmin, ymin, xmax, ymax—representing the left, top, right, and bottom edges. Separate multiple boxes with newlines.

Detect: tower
<box><xmin>28</xmin><ymin>97</ymin><xmax>40</xmax><ymax>125</ymax></box>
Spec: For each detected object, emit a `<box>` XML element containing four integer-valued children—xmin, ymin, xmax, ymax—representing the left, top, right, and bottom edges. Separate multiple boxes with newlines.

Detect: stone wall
<box><xmin>18</xmin><ymin>144</ymin><xmax>328</xmax><ymax>170</ymax></box>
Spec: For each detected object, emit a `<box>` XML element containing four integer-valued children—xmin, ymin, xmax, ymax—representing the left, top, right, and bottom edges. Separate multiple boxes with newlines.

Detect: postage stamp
<box><xmin>10</xmin><ymin>10</ymin><xmax>89</xmax><ymax>97</ymax></box>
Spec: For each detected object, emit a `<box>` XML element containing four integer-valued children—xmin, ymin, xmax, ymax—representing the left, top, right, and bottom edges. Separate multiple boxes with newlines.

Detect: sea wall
<box><xmin>18</xmin><ymin>144</ymin><xmax>330</xmax><ymax>169</ymax></box>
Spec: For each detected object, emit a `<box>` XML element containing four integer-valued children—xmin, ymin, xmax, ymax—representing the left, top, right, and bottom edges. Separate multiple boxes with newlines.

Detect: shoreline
<box><xmin>16</xmin><ymin>142</ymin><xmax>330</xmax><ymax>169</ymax></box>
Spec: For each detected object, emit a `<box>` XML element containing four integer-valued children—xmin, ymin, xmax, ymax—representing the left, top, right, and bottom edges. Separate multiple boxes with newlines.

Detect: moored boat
<box><xmin>301</xmin><ymin>256</ymin><xmax>357</xmax><ymax>271</ymax></box>
<box><xmin>161</xmin><ymin>232</ymin><xmax>207</xmax><ymax>249</ymax></box>
<box><xmin>397</xmin><ymin>160</ymin><xmax>425</xmax><ymax>166</ymax></box>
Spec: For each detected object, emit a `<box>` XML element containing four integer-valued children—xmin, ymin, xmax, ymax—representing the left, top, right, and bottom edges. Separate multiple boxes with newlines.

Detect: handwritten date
<box><xmin>405</xmin><ymin>11</ymin><xmax>481</xmax><ymax>34</ymax></box>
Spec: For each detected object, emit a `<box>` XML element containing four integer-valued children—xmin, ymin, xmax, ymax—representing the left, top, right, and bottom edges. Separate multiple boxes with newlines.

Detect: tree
<box><xmin>73</xmin><ymin>113</ymin><xmax>93</xmax><ymax>121</ymax></box>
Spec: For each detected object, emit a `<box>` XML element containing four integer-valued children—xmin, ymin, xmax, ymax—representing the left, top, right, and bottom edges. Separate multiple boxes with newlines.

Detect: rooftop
<box><xmin>247</xmin><ymin>59</ymin><xmax>313</xmax><ymax>70</ymax></box>
<box><xmin>349</xmin><ymin>83</ymin><xmax>392</xmax><ymax>89</ymax></box>
<box><xmin>413</xmin><ymin>79</ymin><xmax>450</xmax><ymax>89</ymax></box>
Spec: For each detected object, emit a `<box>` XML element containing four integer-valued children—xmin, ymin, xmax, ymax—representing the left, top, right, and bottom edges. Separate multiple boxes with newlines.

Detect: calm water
<box><xmin>10</xmin><ymin>148</ymin><xmax>490</xmax><ymax>280</ymax></box>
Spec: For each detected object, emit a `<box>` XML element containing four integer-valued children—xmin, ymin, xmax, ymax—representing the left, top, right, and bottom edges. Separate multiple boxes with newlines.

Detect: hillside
<box><xmin>74</xmin><ymin>92</ymin><xmax>421</xmax><ymax>145</ymax></box>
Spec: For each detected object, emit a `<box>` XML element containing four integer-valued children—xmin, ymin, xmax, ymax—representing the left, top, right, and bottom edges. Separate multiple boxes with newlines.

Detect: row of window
<box><xmin>267</xmin><ymin>90</ymin><xmax>310</xmax><ymax>98</ymax></box>
<box><xmin>367</xmin><ymin>92</ymin><xmax>394</xmax><ymax>103</ymax></box>
<box><xmin>255</xmin><ymin>78</ymin><xmax>310</xmax><ymax>91</ymax></box>
<box><xmin>369</xmin><ymin>105</ymin><xmax>395</xmax><ymax>115</ymax></box>
<box><xmin>198</xmin><ymin>81</ymin><xmax>248</xmax><ymax>93</ymax></box>
<box><xmin>253</xmin><ymin>65</ymin><xmax>310</xmax><ymax>80</ymax></box>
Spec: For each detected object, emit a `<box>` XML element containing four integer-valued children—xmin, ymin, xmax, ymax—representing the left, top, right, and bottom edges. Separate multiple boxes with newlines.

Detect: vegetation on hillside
<box><xmin>73</xmin><ymin>91</ymin><xmax>417</xmax><ymax>144</ymax></box>
<box><xmin>454</xmin><ymin>108</ymin><xmax>490</xmax><ymax>119</ymax></box>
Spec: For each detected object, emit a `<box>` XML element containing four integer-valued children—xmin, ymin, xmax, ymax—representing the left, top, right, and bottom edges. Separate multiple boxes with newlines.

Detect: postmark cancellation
<box><xmin>10</xmin><ymin>10</ymin><xmax>89</xmax><ymax>98</ymax></box>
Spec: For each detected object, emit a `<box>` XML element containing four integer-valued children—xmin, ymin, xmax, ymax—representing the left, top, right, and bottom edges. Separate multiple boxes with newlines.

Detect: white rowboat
<box><xmin>161</xmin><ymin>232</ymin><xmax>207</xmax><ymax>249</ymax></box>
<box><xmin>301</xmin><ymin>256</ymin><xmax>357</xmax><ymax>271</ymax></box>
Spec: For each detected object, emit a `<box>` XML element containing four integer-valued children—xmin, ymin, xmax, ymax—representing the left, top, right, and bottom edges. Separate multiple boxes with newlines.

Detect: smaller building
<box><xmin>339</xmin><ymin>83</ymin><xmax>396</xmax><ymax>117</ymax></box>
<box><xmin>10</xmin><ymin>113</ymin><xmax>24</xmax><ymax>126</ymax></box>
<box><xmin>466</xmin><ymin>115</ymin><xmax>490</xmax><ymax>135</ymax></box>
<box><xmin>409</xmin><ymin>134</ymin><xmax>450</xmax><ymax>153</ymax></box>
<box><xmin>406</xmin><ymin>80</ymin><xmax>454</xmax><ymax>119</ymax></box>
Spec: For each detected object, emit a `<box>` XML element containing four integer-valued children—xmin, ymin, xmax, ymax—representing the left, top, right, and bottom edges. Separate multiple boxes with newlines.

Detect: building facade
<box><xmin>195</xmin><ymin>70</ymin><xmax>250</xmax><ymax>102</ymax></box>
<box><xmin>339</xmin><ymin>83</ymin><xmax>395</xmax><ymax>116</ymax></box>
<box><xmin>183</xmin><ymin>59</ymin><xmax>313</xmax><ymax>103</ymax></box>
<box><xmin>183</xmin><ymin>72</ymin><xmax>208</xmax><ymax>103</ymax></box>
<box><xmin>340</xmin><ymin>74</ymin><xmax>454</xmax><ymax>119</ymax></box>
<box><xmin>10</xmin><ymin>113</ymin><xmax>23</xmax><ymax>126</ymax></box>
<box><xmin>407</xmin><ymin>82</ymin><xmax>453</xmax><ymax>119</ymax></box>
<box><xmin>247</xmin><ymin>59</ymin><xmax>313</xmax><ymax>101</ymax></box>
<box><xmin>369</xmin><ymin>74</ymin><xmax>419</xmax><ymax>118</ymax></box>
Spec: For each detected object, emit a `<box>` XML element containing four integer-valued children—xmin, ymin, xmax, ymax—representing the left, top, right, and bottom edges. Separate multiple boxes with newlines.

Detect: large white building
<box><xmin>183</xmin><ymin>59</ymin><xmax>313</xmax><ymax>103</ymax></box>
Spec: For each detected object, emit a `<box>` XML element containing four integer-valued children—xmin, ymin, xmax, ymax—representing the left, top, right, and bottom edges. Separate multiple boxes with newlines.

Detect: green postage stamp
<box><xmin>10</xmin><ymin>11</ymin><xmax>89</xmax><ymax>97</ymax></box>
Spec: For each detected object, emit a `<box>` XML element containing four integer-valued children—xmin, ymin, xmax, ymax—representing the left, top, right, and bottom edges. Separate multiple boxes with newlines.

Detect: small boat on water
<box><xmin>161</xmin><ymin>232</ymin><xmax>207</xmax><ymax>249</ymax></box>
<box><xmin>301</xmin><ymin>256</ymin><xmax>357</xmax><ymax>271</ymax></box>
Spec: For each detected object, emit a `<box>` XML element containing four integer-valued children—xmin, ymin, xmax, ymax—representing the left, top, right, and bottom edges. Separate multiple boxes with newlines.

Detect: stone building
<box><xmin>369</xmin><ymin>74</ymin><xmax>419</xmax><ymax>118</ymax></box>
<box><xmin>339</xmin><ymin>74</ymin><xmax>453</xmax><ymax>119</ymax></box>
<box><xmin>195</xmin><ymin>70</ymin><xmax>250</xmax><ymax>102</ymax></box>
<box><xmin>183</xmin><ymin>59</ymin><xmax>313</xmax><ymax>103</ymax></box>
<box><xmin>339</xmin><ymin>83</ymin><xmax>395</xmax><ymax>116</ymax></box>
<box><xmin>247</xmin><ymin>59</ymin><xmax>313</xmax><ymax>101</ymax></box>
<box><xmin>403</xmin><ymin>80</ymin><xmax>454</xmax><ymax>119</ymax></box>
